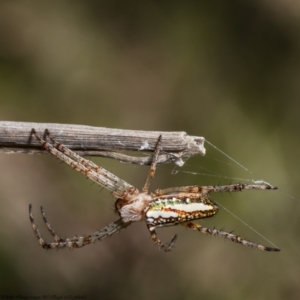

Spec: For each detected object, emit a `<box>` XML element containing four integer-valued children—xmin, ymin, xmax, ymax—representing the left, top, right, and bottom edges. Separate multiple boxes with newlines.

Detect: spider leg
<box><xmin>142</xmin><ymin>135</ymin><xmax>162</xmax><ymax>193</ymax></box>
<box><xmin>29</xmin><ymin>204</ymin><xmax>130</xmax><ymax>249</ymax></box>
<box><xmin>153</xmin><ymin>183</ymin><xmax>277</xmax><ymax>197</ymax></box>
<box><xmin>181</xmin><ymin>222</ymin><xmax>280</xmax><ymax>252</ymax></box>
<box><xmin>44</xmin><ymin>129</ymin><xmax>102</xmax><ymax>172</ymax></box>
<box><xmin>200</xmin><ymin>183</ymin><xmax>278</xmax><ymax>192</ymax></box>
<box><xmin>40</xmin><ymin>206</ymin><xmax>63</xmax><ymax>242</ymax></box>
<box><xmin>147</xmin><ymin>224</ymin><xmax>177</xmax><ymax>252</ymax></box>
<box><xmin>31</xmin><ymin>129</ymin><xmax>134</xmax><ymax>197</ymax></box>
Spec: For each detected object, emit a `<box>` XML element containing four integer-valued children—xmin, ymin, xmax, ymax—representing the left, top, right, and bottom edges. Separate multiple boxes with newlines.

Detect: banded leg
<box><xmin>153</xmin><ymin>183</ymin><xmax>278</xmax><ymax>197</ymax></box>
<box><xmin>181</xmin><ymin>222</ymin><xmax>280</xmax><ymax>251</ymax></box>
<box><xmin>29</xmin><ymin>204</ymin><xmax>130</xmax><ymax>249</ymax></box>
<box><xmin>31</xmin><ymin>129</ymin><xmax>134</xmax><ymax>197</ymax></box>
<box><xmin>42</xmin><ymin>129</ymin><xmax>102</xmax><ymax>172</ymax></box>
<box><xmin>147</xmin><ymin>225</ymin><xmax>177</xmax><ymax>252</ymax></box>
<box><xmin>40</xmin><ymin>205</ymin><xmax>63</xmax><ymax>242</ymax></box>
<box><xmin>142</xmin><ymin>135</ymin><xmax>162</xmax><ymax>193</ymax></box>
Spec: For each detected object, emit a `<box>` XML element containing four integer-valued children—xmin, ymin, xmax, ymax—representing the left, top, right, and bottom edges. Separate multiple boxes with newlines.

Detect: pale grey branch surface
<box><xmin>0</xmin><ymin>121</ymin><xmax>205</xmax><ymax>166</ymax></box>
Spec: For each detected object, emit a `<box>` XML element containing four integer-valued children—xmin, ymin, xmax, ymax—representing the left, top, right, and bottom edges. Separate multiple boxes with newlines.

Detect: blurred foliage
<box><xmin>0</xmin><ymin>1</ymin><xmax>299</xmax><ymax>299</ymax></box>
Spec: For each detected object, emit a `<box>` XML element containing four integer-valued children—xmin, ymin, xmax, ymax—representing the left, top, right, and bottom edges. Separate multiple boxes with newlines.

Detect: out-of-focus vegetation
<box><xmin>0</xmin><ymin>1</ymin><xmax>299</xmax><ymax>299</ymax></box>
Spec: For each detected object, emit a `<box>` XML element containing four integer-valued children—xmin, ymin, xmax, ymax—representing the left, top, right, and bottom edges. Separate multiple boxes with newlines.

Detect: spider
<box><xmin>29</xmin><ymin>129</ymin><xmax>280</xmax><ymax>252</ymax></box>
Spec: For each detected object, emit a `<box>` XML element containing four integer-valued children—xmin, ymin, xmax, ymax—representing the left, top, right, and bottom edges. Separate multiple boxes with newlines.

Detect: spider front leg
<box><xmin>30</xmin><ymin>129</ymin><xmax>134</xmax><ymax>197</ymax></box>
<box><xmin>181</xmin><ymin>222</ymin><xmax>280</xmax><ymax>251</ymax></box>
<box><xmin>29</xmin><ymin>204</ymin><xmax>130</xmax><ymax>249</ymax></box>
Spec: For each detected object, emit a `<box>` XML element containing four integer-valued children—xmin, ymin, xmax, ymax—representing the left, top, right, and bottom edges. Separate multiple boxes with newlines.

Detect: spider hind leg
<box><xmin>147</xmin><ymin>225</ymin><xmax>178</xmax><ymax>252</ymax></box>
<box><xmin>181</xmin><ymin>221</ymin><xmax>280</xmax><ymax>252</ymax></box>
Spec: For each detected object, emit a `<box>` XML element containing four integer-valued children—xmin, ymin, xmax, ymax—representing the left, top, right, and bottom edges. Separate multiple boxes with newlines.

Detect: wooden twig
<box><xmin>0</xmin><ymin>121</ymin><xmax>205</xmax><ymax>166</ymax></box>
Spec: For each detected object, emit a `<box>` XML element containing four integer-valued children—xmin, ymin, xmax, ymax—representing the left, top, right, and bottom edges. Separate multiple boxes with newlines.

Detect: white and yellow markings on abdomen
<box><xmin>144</xmin><ymin>194</ymin><xmax>218</xmax><ymax>227</ymax></box>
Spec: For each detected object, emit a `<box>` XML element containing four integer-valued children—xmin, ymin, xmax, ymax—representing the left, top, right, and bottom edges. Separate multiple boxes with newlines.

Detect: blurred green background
<box><xmin>0</xmin><ymin>1</ymin><xmax>299</xmax><ymax>299</ymax></box>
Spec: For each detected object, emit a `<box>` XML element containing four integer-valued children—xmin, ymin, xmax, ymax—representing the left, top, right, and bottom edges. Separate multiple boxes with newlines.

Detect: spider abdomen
<box><xmin>144</xmin><ymin>194</ymin><xmax>218</xmax><ymax>227</ymax></box>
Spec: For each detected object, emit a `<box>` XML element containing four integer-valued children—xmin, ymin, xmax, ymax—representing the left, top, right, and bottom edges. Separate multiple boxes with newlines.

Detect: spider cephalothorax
<box><xmin>29</xmin><ymin>129</ymin><xmax>280</xmax><ymax>252</ymax></box>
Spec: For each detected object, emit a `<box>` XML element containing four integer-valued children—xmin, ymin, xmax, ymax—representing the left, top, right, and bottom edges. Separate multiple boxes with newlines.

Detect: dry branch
<box><xmin>0</xmin><ymin>121</ymin><xmax>205</xmax><ymax>166</ymax></box>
